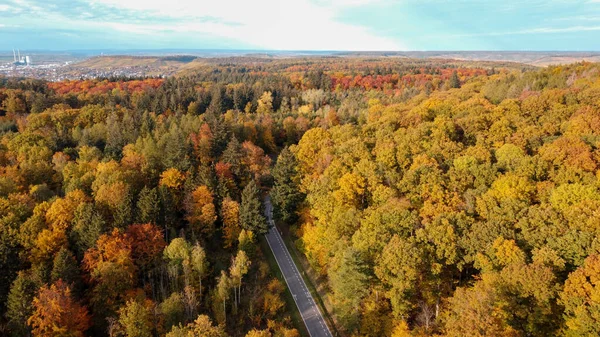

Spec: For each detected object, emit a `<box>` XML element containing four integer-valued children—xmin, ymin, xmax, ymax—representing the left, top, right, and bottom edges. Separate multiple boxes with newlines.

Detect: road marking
<box><xmin>264</xmin><ymin>198</ymin><xmax>333</xmax><ymax>337</ymax></box>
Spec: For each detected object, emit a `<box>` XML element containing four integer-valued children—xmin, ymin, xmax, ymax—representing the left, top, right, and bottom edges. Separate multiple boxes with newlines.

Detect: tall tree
<box><xmin>229</xmin><ymin>250</ymin><xmax>250</xmax><ymax>309</ymax></box>
<box><xmin>215</xmin><ymin>271</ymin><xmax>231</xmax><ymax>324</ymax></box>
<box><xmin>271</xmin><ymin>148</ymin><xmax>303</xmax><ymax>224</ymax></box>
<box><xmin>185</xmin><ymin>185</ymin><xmax>217</xmax><ymax>237</ymax></box>
<box><xmin>136</xmin><ymin>186</ymin><xmax>160</xmax><ymax>224</ymax></box>
<box><xmin>222</xmin><ymin>137</ymin><xmax>244</xmax><ymax>182</ymax></box>
<box><xmin>221</xmin><ymin>197</ymin><xmax>241</xmax><ymax>248</ymax></box>
<box><xmin>191</xmin><ymin>243</ymin><xmax>208</xmax><ymax>296</ymax></box>
<box><xmin>239</xmin><ymin>180</ymin><xmax>267</xmax><ymax>234</ymax></box>
<box><xmin>328</xmin><ymin>246</ymin><xmax>369</xmax><ymax>331</ymax></box>
<box><xmin>449</xmin><ymin>70</ymin><xmax>461</xmax><ymax>89</ymax></box>
<box><xmin>70</xmin><ymin>203</ymin><xmax>106</xmax><ymax>258</ymax></box>
<box><xmin>50</xmin><ymin>247</ymin><xmax>81</xmax><ymax>288</ymax></box>
<box><xmin>7</xmin><ymin>271</ymin><xmax>40</xmax><ymax>337</ymax></box>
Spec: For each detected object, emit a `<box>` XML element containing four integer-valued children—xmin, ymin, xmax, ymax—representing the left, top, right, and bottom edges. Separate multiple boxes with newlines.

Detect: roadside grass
<box><xmin>272</xmin><ymin>224</ymin><xmax>340</xmax><ymax>337</ymax></box>
<box><xmin>258</xmin><ymin>235</ymin><xmax>310</xmax><ymax>337</ymax></box>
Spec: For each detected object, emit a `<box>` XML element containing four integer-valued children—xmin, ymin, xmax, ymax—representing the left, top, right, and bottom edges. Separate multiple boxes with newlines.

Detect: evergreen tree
<box><xmin>222</xmin><ymin>136</ymin><xmax>244</xmax><ymax>181</ymax></box>
<box><xmin>51</xmin><ymin>247</ymin><xmax>81</xmax><ymax>289</ymax></box>
<box><xmin>113</xmin><ymin>189</ymin><xmax>133</xmax><ymax>229</ymax></box>
<box><xmin>136</xmin><ymin>186</ymin><xmax>160</xmax><ymax>224</ymax></box>
<box><xmin>70</xmin><ymin>203</ymin><xmax>105</xmax><ymax>259</ymax></box>
<box><xmin>329</xmin><ymin>247</ymin><xmax>369</xmax><ymax>330</ymax></box>
<box><xmin>239</xmin><ymin>180</ymin><xmax>267</xmax><ymax>234</ymax></box>
<box><xmin>105</xmin><ymin>111</ymin><xmax>124</xmax><ymax>159</ymax></box>
<box><xmin>7</xmin><ymin>272</ymin><xmax>40</xmax><ymax>337</ymax></box>
<box><xmin>205</xmin><ymin>110</ymin><xmax>229</xmax><ymax>156</ymax></box>
<box><xmin>159</xmin><ymin>123</ymin><xmax>191</xmax><ymax>172</ymax></box>
<box><xmin>449</xmin><ymin>70</ymin><xmax>461</xmax><ymax>88</ymax></box>
<box><xmin>271</xmin><ymin>148</ymin><xmax>304</xmax><ymax>224</ymax></box>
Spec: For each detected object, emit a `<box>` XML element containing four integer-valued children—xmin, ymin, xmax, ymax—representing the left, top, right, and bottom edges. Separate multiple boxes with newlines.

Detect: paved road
<box><xmin>264</xmin><ymin>197</ymin><xmax>333</xmax><ymax>337</ymax></box>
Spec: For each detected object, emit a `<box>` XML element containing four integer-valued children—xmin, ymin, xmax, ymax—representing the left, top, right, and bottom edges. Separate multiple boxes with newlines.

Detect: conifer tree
<box><xmin>271</xmin><ymin>147</ymin><xmax>303</xmax><ymax>224</ymax></box>
<box><xmin>51</xmin><ymin>247</ymin><xmax>81</xmax><ymax>288</ymax></box>
<box><xmin>239</xmin><ymin>180</ymin><xmax>267</xmax><ymax>234</ymax></box>
<box><xmin>449</xmin><ymin>70</ymin><xmax>461</xmax><ymax>88</ymax></box>
<box><xmin>222</xmin><ymin>136</ymin><xmax>244</xmax><ymax>181</ymax></box>
<box><xmin>7</xmin><ymin>272</ymin><xmax>39</xmax><ymax>337</ymax></box>
<box><xmin>136</xmin><ymin>186</ymin><xmax>160</xmax><ymax>224</ymax></box>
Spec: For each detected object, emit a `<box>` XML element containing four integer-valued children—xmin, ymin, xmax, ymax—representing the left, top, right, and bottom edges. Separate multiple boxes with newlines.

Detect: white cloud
<box><xmin>85</xmin><ymin>0</ymin><xmax>403</xmax><ymax>50</ymax></box>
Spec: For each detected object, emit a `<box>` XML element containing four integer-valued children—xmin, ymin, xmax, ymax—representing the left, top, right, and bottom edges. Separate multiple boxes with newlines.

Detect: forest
<box><xmin>0</xmin><ymin>56</ymin><xmax>600</xmax><ymax>337</ymax></box>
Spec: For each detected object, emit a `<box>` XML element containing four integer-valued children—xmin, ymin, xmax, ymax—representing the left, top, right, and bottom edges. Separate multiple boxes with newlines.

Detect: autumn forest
<box><xmin>1</xmin><ymin>57</ymin><xmax>600</xmax><ymax>337</ymax></box>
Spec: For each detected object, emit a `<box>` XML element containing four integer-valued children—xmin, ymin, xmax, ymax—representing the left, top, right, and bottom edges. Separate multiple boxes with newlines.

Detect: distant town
<box><xmin>2</xmin><ymin>50</ymin><xmax>600</xmax><ymax>82</ymax></box>
<box><xmin>0</xmin><ymin>51</ymin><xmax>163</xmax><ymax>81</ymax></box>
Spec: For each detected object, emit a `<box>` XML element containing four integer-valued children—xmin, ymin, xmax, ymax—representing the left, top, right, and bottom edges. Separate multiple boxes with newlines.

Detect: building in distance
<box><xmin>13</xmin><ymin>49</ymin><xmax>31</xmax><ymax>66</ymax></box>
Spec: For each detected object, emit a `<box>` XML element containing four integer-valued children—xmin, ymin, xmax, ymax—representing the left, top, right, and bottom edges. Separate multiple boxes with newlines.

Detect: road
<box><xmin>264</xmin><ymin>197</ymin><xmax>333</xmax><ymax>337</ymax></box>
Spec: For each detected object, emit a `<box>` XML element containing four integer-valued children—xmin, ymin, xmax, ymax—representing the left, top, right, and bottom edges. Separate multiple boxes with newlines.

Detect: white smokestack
<box><xmin>13</xmin><ymin>49</ymin><xmax>16</xmax><ymax>62</ymax></box>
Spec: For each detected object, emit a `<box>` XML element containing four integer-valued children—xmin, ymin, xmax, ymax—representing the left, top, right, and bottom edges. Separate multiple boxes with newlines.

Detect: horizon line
<box><xmin>2</xmin><ymin>49</ymin><xmax>600</xmax><ymax>53</ymax></box>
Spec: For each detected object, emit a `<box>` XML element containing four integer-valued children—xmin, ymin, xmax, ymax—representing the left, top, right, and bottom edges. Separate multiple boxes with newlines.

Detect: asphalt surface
<box><xmin>264</xmin><ymin>197</ymin><xmax>333</xmax><ymax>337</ymax></box>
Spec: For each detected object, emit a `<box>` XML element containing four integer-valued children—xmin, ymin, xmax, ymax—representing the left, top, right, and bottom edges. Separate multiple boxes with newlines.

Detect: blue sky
<box><xmin>1</xmin><ymin>0</ymin><xmax>599</xmax><ymax>51</ymax></box>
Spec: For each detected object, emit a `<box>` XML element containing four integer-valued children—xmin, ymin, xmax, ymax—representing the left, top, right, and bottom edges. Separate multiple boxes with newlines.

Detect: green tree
<box><xmin>51</xmin><ymin>247</ymin><xmax>81</xmax><ymax>288</ymax></box>
<box><xmin>375</xmin><ymin>235</ymin><xmax>423</xmax><ymax>318</ymax></box>
<box><xmin>191</xmin><ymin>243</ymin><xmax>208</xmax><ymax>296</ymax></box>
<box><xmin>229</xmin><ymin>250</ymin><xmax>250</xmax><ymax>310</ymax></box>
<box><xmin>328</xmin><ymin>246</ymin><xmax>369</xmax><ymax>330</ymax></box>
<box><xmin>118</xmin><ymin>299</ymin><xmax>153</xmax><ymax>337</ymax></box>
<box><xmin>215</xmin><ymin>271</ymin><xmax>231</xmax><ymax>324</ymax></box>
<box><xmin>137</xmin><ymin>186</ymin><xmax>160</xmax><ymax>224</ymax></box>
<box><xmin>70</xmin><ymin>203</ymin><xmax>106</xmax><ymax>258</ymax></box>
<box><xmin>239</xmin><ymin>180</ymin><xmax>267</xmax><ymax>234</ymax></box>
<box><xmin>164</xmin><ymin>238</ymin><xmax>192</xmax><ymax>289</ymax></box>
<box><xmin>449</xmin><ymin>70</ymin><xmax>461</xmax><ymax>89</ymax></box>
<box><xmin>271</xmin><ymin>148</ymin><xmax>304</xmax><ymax>224</ymax></box>
<box><xmin>222</xmin><ymin>136</ymin><xmax>244</xmax><ymax>181</ymax></box>
<box><xmin>6</xmin><ymin>271</ymin><xmax>40</xmax><ymax>337</ymax></box>
<box><xmin>160</xmin><ymin>292</ymin><xmax>185</xmax><ymax>332</ymax></box>
<box><xmin>105</xmin><ymin>111</ymin><xmax>124</xmax><ymax>159</ymax></box>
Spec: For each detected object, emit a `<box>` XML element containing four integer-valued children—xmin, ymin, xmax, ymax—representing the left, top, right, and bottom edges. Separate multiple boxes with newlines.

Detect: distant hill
<box><xmin>66</xmin><ymin>55</ymin><xmax>198</xmax><ymax>77</ymax></box>
<box><xmin>335</xmin><ymin>51</ymin><xmax>600</xmax><ymax>66</ymax></box>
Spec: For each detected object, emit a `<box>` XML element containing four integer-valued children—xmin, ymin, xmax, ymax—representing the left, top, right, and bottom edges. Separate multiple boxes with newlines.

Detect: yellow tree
<box><xmin>185</xmin><ymin>185</ymin><xmax>217</xmax><ymax>237</ymax></box>
<box><xmin>221</xmin><ymin>198</ymin><xmax>241</xmax><ymax>248</ymax></box>
<box><xmin>229</xmin><ymin>250</ymin><xmax>250</xmax><ymax>310</ymax></box>
<box><xmin>256</xmin><ymin>91</ymin><xmax>273</xmax><ymax>114</ymax></box>
<box><xmin>561</xmin><ymin>254</ymin><xmax>600</xmax><ymax>337</ymax></box>
<box><xmin>166</xmin><ymin>314</ymin><xmax>228</xmax><ymax>337</ymax></box>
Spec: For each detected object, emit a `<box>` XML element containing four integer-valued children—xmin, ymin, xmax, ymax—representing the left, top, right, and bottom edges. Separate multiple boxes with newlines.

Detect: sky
<box><xmin>0</xmin><ymin>0</ymin><xmax>599</xmax><ymax>51</ymax></box>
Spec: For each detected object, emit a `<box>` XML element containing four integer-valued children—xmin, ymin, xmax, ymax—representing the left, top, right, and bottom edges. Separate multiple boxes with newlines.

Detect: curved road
<box><xmin>264</xmin><ymin>197</ymin><xmax>333</xmax><ymax>337</ymax></box>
